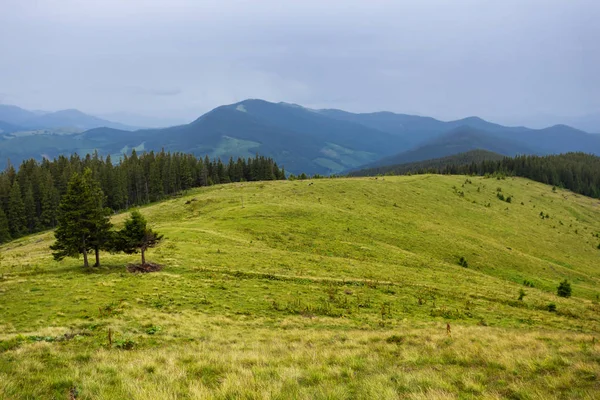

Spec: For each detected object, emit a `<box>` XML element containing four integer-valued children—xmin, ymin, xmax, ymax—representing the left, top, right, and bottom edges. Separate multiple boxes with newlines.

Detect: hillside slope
<box><xmin>1</xmin><ymin>176</ymin><xmax>599</xmax><ymax>398</ymax></box>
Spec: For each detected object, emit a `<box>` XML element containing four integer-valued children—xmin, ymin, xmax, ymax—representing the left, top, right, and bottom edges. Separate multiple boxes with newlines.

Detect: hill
<box><xmin>360</xmin><ymin>126</ymin><xmax>534</xmax><ymax>169</ymax></box>
<box><xmin>350</xmin><ymin>149</ymin><xmax>506</xmax><ymax>176</ymax></box>
<box><xmin>0</xmin><ymin>176</ymin><xmax>599</xmax><ymax>398</ymax></box>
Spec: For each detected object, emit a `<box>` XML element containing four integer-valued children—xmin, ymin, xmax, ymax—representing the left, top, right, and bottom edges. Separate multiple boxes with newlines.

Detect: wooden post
<box><xmin>108</xmin><ymin>328</ymin><xmax>112</xmax><ymax>347</ymax></box>
<box><xmin>446</xmin><ymin>323</ymin><xmax>451</xmax><ymax>337</ymax></box>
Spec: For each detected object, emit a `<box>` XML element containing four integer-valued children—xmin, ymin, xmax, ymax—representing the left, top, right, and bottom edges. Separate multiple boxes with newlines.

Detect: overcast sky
<box><xmin>0</xmin><ymin>0</ymin><xmax>598</xmax><ymax>126</ymax></box>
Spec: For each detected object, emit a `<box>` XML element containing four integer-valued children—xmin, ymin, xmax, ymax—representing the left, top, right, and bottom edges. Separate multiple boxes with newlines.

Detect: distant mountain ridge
<box><xmin>0</xmin><ymin>104</ymin><xmax>137</xmax><ymax>131</ymax></box>
<box><xmin>0</xmin><ymin>99</ymin><xmax>598</xmax><ymax>175</ymax></box>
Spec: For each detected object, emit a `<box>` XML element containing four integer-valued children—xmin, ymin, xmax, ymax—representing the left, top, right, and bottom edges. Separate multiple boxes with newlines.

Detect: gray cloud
<box><xmin>0</xmin><ymin>0</ymin><xmax>598</xmax><ymax>126</ymax></box>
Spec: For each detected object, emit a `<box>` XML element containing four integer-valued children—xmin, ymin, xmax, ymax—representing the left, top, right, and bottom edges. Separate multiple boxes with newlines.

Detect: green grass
<box><xmin>1</xmin><ymin>175</ymin><xmax>599</xmax><ymax>399</ymax></box>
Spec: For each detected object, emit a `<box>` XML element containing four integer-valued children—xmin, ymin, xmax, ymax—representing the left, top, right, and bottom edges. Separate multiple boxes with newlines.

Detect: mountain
<box><xmin>0</xmin><ymin>120</ymin><xmax>23</xmax><ymax>135</ymax></box>
<box><xmin>75</xmin><ymin>100</ymin><xmax>409</xmax><ymax>174</ymax></box>
<box><xmin>0</xmin><ymin>99</ymin><xmax>598</xmax><ymax>175</ymax></box>
<box><xmin>22</xmin><ymin>109</ymin><xmax>137</xmax><ymax>131</ymax></box>
<box><xmin>0</xmin><ymin>104</ymin><xmax>38</xmax><ymax>125</ymax></box>
<box><xmin>361</xmin><ymin>126</ymin><xmax>535</xmax><ymax>169</ymax></box>
<box><xmin>349</xmin><ymin>149</ymin><xmax>506</xmax><ymax>177</ymax></box>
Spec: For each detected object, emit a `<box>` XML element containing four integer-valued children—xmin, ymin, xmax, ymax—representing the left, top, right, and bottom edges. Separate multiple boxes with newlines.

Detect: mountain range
<box><xmin>0</xmin><ymin>99</ymin><xmax>599</xmax><ymax>174</ymax></box>
<box><xmin>0</xmin><ymin>105</ymin><xmax>136</xmax><ymax>132</ymax></box>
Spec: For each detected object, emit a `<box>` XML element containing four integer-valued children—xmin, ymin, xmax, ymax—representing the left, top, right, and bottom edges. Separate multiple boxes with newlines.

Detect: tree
<box><xmin>50</xmin><ymin>169</ymin><xmax>112</xmax><ymax>268</ymax></box>
<box><xmin>7</xmin><ymin>180</ymin><xmax>26</xmax><ymax>237</ymax></box>
<box><xmin>557</xmin><ymin>279</ymin><xmax>572</xmax><ymax>298</ymax></box>
<box><xmin>118</xmin><ymin>210</ymin><xmax>163</xmax><ymax>265</ymax></box>
<box><xmin>0</xmin><ymin>208</ymin><xmax>11</xmax><ymax>243</ymax></box>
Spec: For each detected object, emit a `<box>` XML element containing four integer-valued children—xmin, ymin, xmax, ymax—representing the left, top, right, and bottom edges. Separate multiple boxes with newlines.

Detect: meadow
<box><xmin>0</xmin><ymin>175</ymin><xmax>599</xmax><ymax>399</ymax></box>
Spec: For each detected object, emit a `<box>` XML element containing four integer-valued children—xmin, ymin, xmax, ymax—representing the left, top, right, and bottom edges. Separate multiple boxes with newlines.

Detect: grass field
<box><xmin>0</xmin><ymin>175</ymin><xmax>599</xmax><ymax>399</ymax></box>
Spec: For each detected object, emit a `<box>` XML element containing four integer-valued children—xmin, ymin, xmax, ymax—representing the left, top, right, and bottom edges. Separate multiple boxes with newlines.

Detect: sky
<box><xmin>0</xmin><ymin>0</ymin><xmax>599</xmax><ymax>128</ymax></box>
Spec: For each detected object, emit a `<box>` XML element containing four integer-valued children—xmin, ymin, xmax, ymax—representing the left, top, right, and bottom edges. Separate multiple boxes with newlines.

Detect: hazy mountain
<box><xmin>0</xmin><ymin>120</ymin><xmax>23</xmax><ymax>135</ymax></box>
<box><xmin>0</xmin><ymin>99</ymin><xmax>598</xmax><ymax>175</ymax></box>
<box><xmin>349</xmin><ymin>149</ymin><xmax>506</xmax><ymax>177</ymax></box>
<box><xmin>362</xmin><ymin>126</ymin><xmax>534</xmax><ymax>169</ymax></box>
<box><xmin>0</xmin><ymin>105</ymin><xmax>38</xmax><ymax>125</ymax></box>
<box><xmin>79</xmin><ymin>100</ymin><xmax>408</xmax><ymax>174</ymax></box>
<box><xmin>319</xmin><ymin>109</ymin><xmax>529</xmax><ymax>147</ymax></box>
<box><xmin>22</xmin><ymin>109</ymin><xmax>137</xmax><ymax>131</ymax></box>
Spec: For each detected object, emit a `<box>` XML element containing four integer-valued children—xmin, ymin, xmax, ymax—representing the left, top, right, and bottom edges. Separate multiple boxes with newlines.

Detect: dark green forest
<box><xmin>352</xmin><ymin>152</ymin><xmax>600</xmax><ymax>199</ymax></box>
<box><xmin>0</xmin><ymin>151</ymin><xmax>285</xmax><ymax>243</ymax></box>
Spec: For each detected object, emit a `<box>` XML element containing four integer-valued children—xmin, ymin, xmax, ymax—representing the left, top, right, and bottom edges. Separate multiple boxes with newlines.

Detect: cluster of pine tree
<box><xmin>0</xmin><ymin>150</ymin><xmax>285</xmax><ymax>243</ymax></box>
<box><xmin>359</xmin><ymin>152</ymin><xmax>600</xmax><ymax>199</ymax></box>
<box><xmin>51</xmin><ymin>168</ymin><xmax>163</xmax><ymax>268</ymax></box>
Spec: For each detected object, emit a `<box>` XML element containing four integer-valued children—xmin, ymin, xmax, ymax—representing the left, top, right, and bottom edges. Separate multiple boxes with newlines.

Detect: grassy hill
<box><xmin>1</xmin><ymin>176</ymin><xmax>599</xmax><ymax>398</ymax></box>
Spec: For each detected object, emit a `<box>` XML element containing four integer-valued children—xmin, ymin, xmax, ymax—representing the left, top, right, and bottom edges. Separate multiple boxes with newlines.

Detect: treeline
<box><xmin>355</xmin><ymin>152</ymin><xmax>600</xmax><ymax>199</ymax></box>
<box><xmin>349</xmin><ymin>150</ymin><xmax>505</xmax><ymax>177</ymax></box>
<box><xmin>0</xmin><ymin>150</ymin><xmax>285</xmax><ymax>243</ymax></box>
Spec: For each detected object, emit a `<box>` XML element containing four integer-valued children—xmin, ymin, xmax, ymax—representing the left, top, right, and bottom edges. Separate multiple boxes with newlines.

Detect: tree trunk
<box><xmin>141</xmin><ymin>248</ymin><xmax>146</xmax><ymax>266</ymax></box>
<box><xmin>94</xmin><ymin>247</ymin><xmax>100</xmax><ymax>268</ymax></box>
<box><xmin>82</xmin><ymin>236</ymin><xmax>89</xmax><ymax>268</ymax></box>
<box><xmin>82</xmin><ymin>247</ymin><xmax>89</xmax><ymax>268</ymax></box>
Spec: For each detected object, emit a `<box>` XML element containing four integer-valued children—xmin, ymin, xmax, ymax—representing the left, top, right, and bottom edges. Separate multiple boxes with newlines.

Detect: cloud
<box><xmin>0</xmin><ymin>0</ymin><xmax>598</xmax><ymax>124</ymax></box>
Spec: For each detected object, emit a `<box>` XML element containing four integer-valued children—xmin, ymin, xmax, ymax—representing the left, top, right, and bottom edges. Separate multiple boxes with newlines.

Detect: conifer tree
<box><xmin>50</xmin><ymin>169</ymin><xmax>112</xmax><ymax>268</ymax></box>
<box><xmin>0</xmin><ymin>208</ymin><xmax>11</xmax><ymax>243</ymax></box>
<box><xmin>117</xmin><ymin>210</ymin><xmax>163</xmax><ymax>265</ymax></box>
<box><xmin>23</xmin><ymin>182</ymin><xmax>38</xmax><ymax>232</ymax></box>
<box><xmin>8</xmin><ymin>180</ymin><xmax>26</xmax><ymax>237</ymax></box>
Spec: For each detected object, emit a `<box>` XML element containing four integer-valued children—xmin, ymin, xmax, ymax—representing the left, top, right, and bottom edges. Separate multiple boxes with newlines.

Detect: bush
<box><xmin>518</xmin><ymin>289</ymin><xmax>526</xmax><ymax>301</ymax></box>
<box><xmin>557</xmin><ymin>279</ymin><xmax>572</xmax><ymax>298</ymax></box>
<box><xmin>547</xmin><ymin>303</ymin><xmax>557</xmax><ymax>312</ymax></box>
<box><xmin>523</xmin><ymin>280</ymin><xmax>535</xmax><ymax>288</ymax></box>
<box><xmin>458</xmin><ymin>256</ymin><xmax>468</xmax><ymax>268</ymax></box>
<box><xmin>497</xmin><ymin>193</ymin><xmax>505</xmax><ymax>201</ymax></box>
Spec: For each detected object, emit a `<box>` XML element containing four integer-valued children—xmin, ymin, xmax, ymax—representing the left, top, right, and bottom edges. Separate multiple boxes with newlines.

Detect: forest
<box><xmin>0</xmin><ymin>150</ymin><xmax>285</xmax><ymax>243</ymax></box>
<box><xmin>353</xmin><ymin>152</ymin><xmax>600</xmax><ymax>199</ymax></box>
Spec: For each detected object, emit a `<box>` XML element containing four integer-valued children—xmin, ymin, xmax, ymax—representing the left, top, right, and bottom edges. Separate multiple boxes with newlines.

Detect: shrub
<box><xmin>523</xmin><ymin>280</ymin><xmax>534</xmax><ymax>288</ymax></box>
<box><xmin>547</xmin><ymin>303</ymin><xmax>557</xmax><ymax>312</ymax></box>
<box><xmin>557</xmin><ymin>279</ymin><xmax>572</xmax><ymax>298</ymax></box>
<box><xmin>505</xmin><ymin>196</ymin><xmax>512</xmax><ymax>203</ymax></box>
<box><xmin>146</xmin><ymin>326</ymin><xmax>161</xmax><ymax>335</ymax></box>
<box><xmin>518</xmin><ymin>289</ymin><xmax>526</xmax><ymax>301</ymax></box>
<box><xmin>458</xmin><ymin>256</ymin><xmax>468</xmax><ymax>268</ymax></box>
<box><xmin>497</xmin><ymin>193</ymin><xmax>505</xmax><ymax>201</ymax></box>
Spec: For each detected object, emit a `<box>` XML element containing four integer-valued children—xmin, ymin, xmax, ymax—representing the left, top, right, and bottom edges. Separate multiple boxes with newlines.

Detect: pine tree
<box><xmin>50</xmin><ymin>169</ymin><xmax>112</xmax><ymax>268</ymax></box>
<box><xmin>8</xmin><ymin>180</ymin><xmax>26</xmax><ymax>237</ymax></box>
<box><xmin>117</xmin><ymin>210</ymin><xmax>163</xmax><ymax>265</ymax></box>
<box><xmin>23</xmin><ymin>182</ymin><xmax>38</xmax><ymax>232</ymax></box>
<box><xmin>0</xmin><ymin>208</ymin><xmax>11</xmax><ymax>243</ymax></box>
